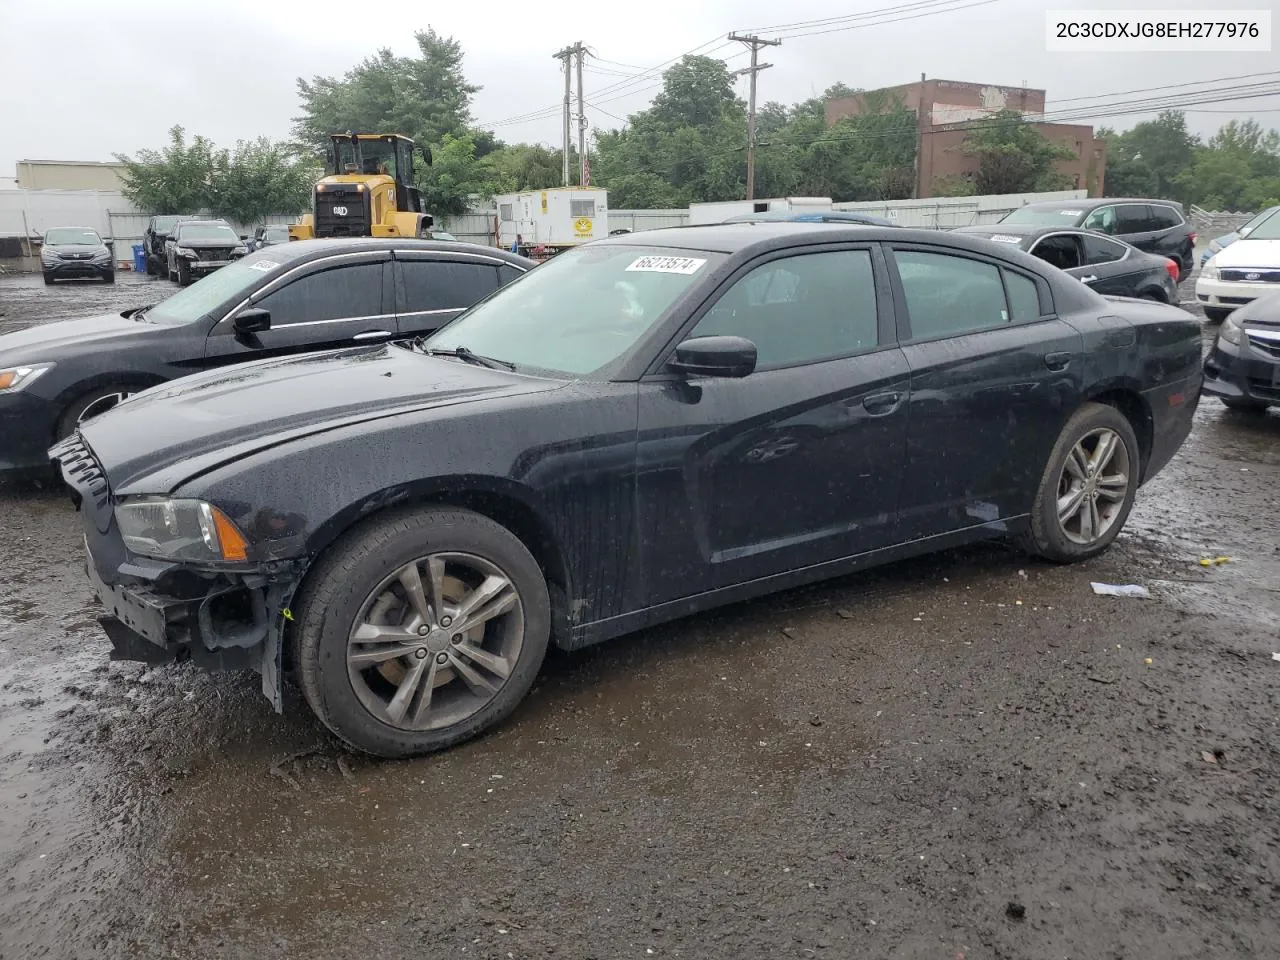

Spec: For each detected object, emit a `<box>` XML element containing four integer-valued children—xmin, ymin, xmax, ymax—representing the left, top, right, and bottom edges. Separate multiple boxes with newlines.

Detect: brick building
<box><xmin>825</xmin><ymin>78</ymin><xmax>1106</xmax><ymax>198</ymax></box>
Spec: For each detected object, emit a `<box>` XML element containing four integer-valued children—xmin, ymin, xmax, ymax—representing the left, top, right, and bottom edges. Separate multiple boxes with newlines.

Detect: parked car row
<box><xmin>8</xmin><ymin>223</ymin><xmax>1202</xmax><ymax>758</ymax></box>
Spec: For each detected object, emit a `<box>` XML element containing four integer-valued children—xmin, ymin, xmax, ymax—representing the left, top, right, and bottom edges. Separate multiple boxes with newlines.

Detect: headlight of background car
<box><xmin>175</xmin><ymin>246</ymin><xmax>198</xmax><ymax>259</ymax></box>
<box><xmin>0</xmin><ymin>363</ymin><xmax>54</xmax><ymax>393</ymax></box>
<box><xmin>1219</xmin><ymin>313</ymin><xmax>1244</xmax><ymax>345</ymax></box>
<box><xmin>41</xmin><ymin>247</ymin><xmax>61</xmax><ymax>260</ymax></box>
<box><xmin>1201</xmin><ymin>263</ymin><xmax>1219</xmax><ymax>280</ymax></box>
<box><xmin>115</xmin><ymin>499</ymin><xmax>249</xmax><ymax>562</ymax></box>
<box><xmin>232</xmin><ymin>245</ymin><xmax>248</xmax><ymax>255</ymax></box>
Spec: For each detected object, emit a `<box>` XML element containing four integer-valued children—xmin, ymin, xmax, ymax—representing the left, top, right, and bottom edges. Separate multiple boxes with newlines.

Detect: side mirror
<box><xmin>103</xmin><ymin>239</ymin><xmax>114</xmax><ymax>248</ymax></box>
<box><xmin>668</xmin><ymin>336</ymin><xmax>757</xmax><ymax>379</ymax></box>
<box><xmin>240</xmin><ymin>234</ymin><xmax>250</xmax><ymax>241</ymax></box>
<box><xmin>234</xmin><ymin>308</ymin><xmax>271</xmax><ymax>335</ymax></box>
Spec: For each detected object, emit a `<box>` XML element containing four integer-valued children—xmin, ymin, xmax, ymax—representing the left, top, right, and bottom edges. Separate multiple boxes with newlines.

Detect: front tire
<box><xmin>1020</xmin><ymin>402</ymin><xmax>1140</xmax><ymax>563</ymax></box>
<box><xmin>102</xmin><ymin>270</ymin><xmax>115</xmax><ymax>284</ymax></box>
<box><xmin>42</xmin><ymin>271</ymin><xmax>54</xmax><ymax>286</ymax></box>
<box><xmin>1204</xmin><ymin>307</ymin><xmax>1231</xmax><ymax>323</ymax></box>
<box><xmin>293</xmin><ymin>507</ymin><xmax>551</xmax><ymax>758</ymax></box>
<box><xmin>55</xmin><ymin>385</ymin><xmax>142</xmax><ymax>439</ymax></box>
<box><xmin>177</xmin><ymin>261</ymin><xmax>191</xmax><ymax>286</ymax></box>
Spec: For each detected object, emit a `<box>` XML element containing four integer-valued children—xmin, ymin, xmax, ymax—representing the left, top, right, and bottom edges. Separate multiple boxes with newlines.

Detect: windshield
<box><xmin>146</xmin><ymin>251</ymin><xmax>295</xmax><ymax>324</ymax></box>
<box><xmin>45</xmin><ymin>228</ymin><xmax>101</xmax><ymax>245</ymax></box>
<box><xmin>1241</xmin><ymin>206</ymin><xmax>1280</xmax><ymax>234</ymax></box>
<box><xmin>1246</xmin><ymin>213</ymin><xmax>1280</xmax><ymax>241</ymax></box>
<box><xmin>264</xmin><ymin>226</ymin><xmax>289</xmax><ymax>241</ymax></box>
<box><xmin>177</xmin><ymin>222</ymin><xmax>240</xmax><ymax>243</ymax></box>
<box><xmin>332</xmin><ymin>138</ymin><xmax>399</xmax><ymax>177</ymax></box>
<box><xmin>154</xmin><ymin>216</ymin><xmax>184</xmax><ymax>233</ymax></box>
<box><xmin>1000</xmin><ymin>205</ymin><xmax>1087</xmax><ymax>226</ymax></box>
<box><xmin>426</xmin><ymin>245</ymin><xmax>724</xmax><ymax>376</ymax></box>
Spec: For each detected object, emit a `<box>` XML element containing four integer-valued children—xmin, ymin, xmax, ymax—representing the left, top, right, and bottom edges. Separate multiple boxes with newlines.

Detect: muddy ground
<box><xmin>1</xmin><ymin>270</ymin><xmax>1278</xmax><ymax>960</ymax></box>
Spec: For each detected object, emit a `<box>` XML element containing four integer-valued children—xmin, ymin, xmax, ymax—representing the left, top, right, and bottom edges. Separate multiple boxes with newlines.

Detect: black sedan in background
<box><xmin>52</xmin><ymin>223</ymin><xmax>1203</xmax><ymax>758</ymax></box>
<box><xmin>1203</xmin><ymin>290</ymin><xmax>1280</xmax><ymax>411</ymax></box>
<box><xmin>0</xmin><ymin>238</ymin><xmax>532</xmax><ymax>473</ymax></box>
<box><xmin>40</xmin><ymin>227</ymin><xmax>115</xmax><ymax>284</ymax></box>
<box><xmin>954</xmin><ymin>224</ymin><xmax>1180</xmax><ymax>303</ymax></box>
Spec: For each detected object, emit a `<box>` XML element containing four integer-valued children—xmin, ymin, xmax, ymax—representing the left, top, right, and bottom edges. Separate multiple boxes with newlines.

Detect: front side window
<box><xmin>689</xmin><ymin>250</ymin><xmax>879</xmax><ymax>369</ymax></box>
<box><xmin>1029</xmin><ymin>234</ymin><xmax>1082</xmax><ymax>270</ymax></box>
<box><xmin>254</xmin><ymin>262</ymin><xmax>383</xmax><ymax>326</ymax></box>
<box><xmin>1082</xmin><ymin>234</ymin><xmax>1127</xmax><ymax>265</ymax></box>
<box><xmin>1083</xmin><ymin>206</ymin><xmax>1117</xmax><ymax>234</ymax></box>
<box><xmin>398</xmin><ymin>260</ymin><xmax>499</xmax><ymax>313</ymax></box>
<box><xmin>895</xmin><ymin>251</ymin><xmax>1010</xmax><ymax>339</ymax></box>
<box><xmin>426</xmin><ymin>245</ymin><xmax>723</xmax><ymax>376</ymax></box>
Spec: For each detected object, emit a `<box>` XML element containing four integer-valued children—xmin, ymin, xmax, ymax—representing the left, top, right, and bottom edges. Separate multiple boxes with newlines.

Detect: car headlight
<box><xmin>92</xmin><ymin>250</ymin><xmax>112</xmax><ymax>261</ymax></box>
<box><xmin>115</xmin><ymin>498</ymin><xmax>249</xmax><ymax>563</ymax></box>
<box><xmin>41</xmin><ymin>247</ymin><xmax>61</xmax><ymax>260</ymax></box>
<box><xmin>175</xmin><ymin>246</ymin><xmax>198</xmax><ymax>258</ymax></box>
<box><xmin>0</xmin><ymin>363</ymin><xmax>54</xmax><ymax>393</ymax></box>
<box><xmin>233</xmin><ymin>245</ymin><xmax>248</xmax><ymax>255</ymax></box>
<box><xmin>1201</xmin><ymin>263</ymin><xmax>1219</xmax><ymax>280</ymax></box>
<box><xmin>1220</xmin><ymin>313</ymin><xmax>1244</xmax><ymax>345</ymax></box>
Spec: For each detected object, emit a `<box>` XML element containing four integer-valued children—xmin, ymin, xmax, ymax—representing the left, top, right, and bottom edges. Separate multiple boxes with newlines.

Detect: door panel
<box><xmin>204</xmin><ymin>259</ymin><xmax>391</xmax><ymax>366</ymax></box>
<box><xmin>634</xmin><ymin>245</ymin><xmax>909</xmax><ymax>604</ymax></box>
<box><xmin>887</xmin><ymin>246</ymin><xmax>1084</xmax><ymax>539</ymax></box>
<box><xmin>1069</xmin><ymin>234</ymin><xmax>1144</xmax><ymax>296</ymax></box>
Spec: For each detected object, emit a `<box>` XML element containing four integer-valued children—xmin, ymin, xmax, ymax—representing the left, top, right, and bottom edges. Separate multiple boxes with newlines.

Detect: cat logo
<box><xmin>332</xmin><ymin>206</ymin><xmax>348</xmax><ymax>217</ymax></box>
<box><xmin>573</xmin><ymin>216</ymin><xmax>593</xmax><ymax>236</ymax></box>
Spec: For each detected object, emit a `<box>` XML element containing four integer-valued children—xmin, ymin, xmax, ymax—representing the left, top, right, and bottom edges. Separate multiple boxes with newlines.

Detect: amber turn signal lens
<box><xmin>0</xmin><ymin>371</ymin><xmax>15</xmax><ymax>390</ymax></box>
<box><xmin>211</xmin><ymin>506</ymin><xmax>249</xmax><ymax>561</ymax></box>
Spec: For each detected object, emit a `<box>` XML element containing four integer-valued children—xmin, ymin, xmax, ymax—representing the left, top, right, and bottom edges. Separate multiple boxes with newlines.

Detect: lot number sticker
<box><xmin>247</xmin><ymin>259</ymin><xmax>276</xmax><ymax>272</ymax></box>
<box><xmin>989</xmin><ymin>234</ymin><xmax>1023</xmax><ymax>243</ymax></box>
<box><xmin>626</xmin><ymin>255</ymin><xmax>707</xmax><ymax>275</ymax></box>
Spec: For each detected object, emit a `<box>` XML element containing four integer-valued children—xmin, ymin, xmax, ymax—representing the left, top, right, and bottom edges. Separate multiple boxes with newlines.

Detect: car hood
<box><xmin>1211</xmin><ymin>238</ymin><xmax>1280</xmax><ymax>268</ymax></box>
<box><xmin>175</xmin><ymin>237</ymin><xmax>242</xmax><ymax>248</ymax></box>
<box><xmin>0</xmin><ymin>311</ymin><xmax>149</xmax><ymax>362</ymax></box>
<box><xmin>46</xmin><ymin>243</ymin><xmax>108</xmax><ymax>256</ymax></box>
<box><xmin>76</xmin><ymin>344</ymin><xmax>561</xmax><ymax>494</ymax></box>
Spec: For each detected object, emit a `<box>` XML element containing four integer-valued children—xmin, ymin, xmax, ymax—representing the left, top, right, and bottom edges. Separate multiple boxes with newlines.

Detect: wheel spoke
<box><xmin>1097</xmin><ymin>473</ymin><xmax>1128</xmax><ymax>501</ymax></box>
<box><xmin>1079</xmin><ymin>496</ymin><xmax>1096</xmax><ymax>540</ymax></box>
<box><xmin>426</xmin><ymin>556</ymin><xmax>447</xmax><ymax>625</ymax></box>
<box><xmin>397</xmin><ymin>562</ymin><xmax>434</xmax><ymax>627</ymax></box>
<box><xmin>349</xmin><ymin>642</ymin><xmax>413</xmax><ymax>668</ymax></box>
<box><xmin>409</xmin><ymin>658</ymin><xmax>442</xmax><ymax>726</ymax></box>
<box><xmin>385</xmin><ymin>655</ymin><xmax>431</xmax><ymax>724</ymax></box>
<box><xmin>1057</xmin><ymin>487</ymin><xmax>1086</xmax><ymax>523</ymax></box>
<box><xmin>455</xmin><ymin>575</ymin><xmax>516</xmax><ymax>630</ymax></box>
<box><xmin>352</xmin><ymin>622</ymin><xmax>417</xmax><ymax>644</ymax></box>
<box><xmin>1064</xmin><ymin>444</ymin><xmax>1089</xmax><ymax>482</ymax></box>
<box><xmin>1089</xmin><ymin>431</ymin><xmax>1118</xmax><ymax>473</ymax></box>
<box><xmin>449</xmin><ymin>652</ymin><xmax>499</xmax><ymax>696</ymax></box>
<box><xmin>453</xmin><ymin>642</ymin><xmax>513</xmax><ymax>680</ymax></box>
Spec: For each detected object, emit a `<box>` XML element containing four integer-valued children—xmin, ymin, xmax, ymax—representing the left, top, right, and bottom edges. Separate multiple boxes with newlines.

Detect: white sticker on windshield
<box><xmin>1058</xmin><ymin>210</ymin><xmax>1083</xmax><ymax>216</ymax></box>
<box><xmin>247</xmin><ymin>259</ymin><xmax>276</xmax><ymax>272</ymax></box>
<box><xmin>989</xmin><ymin>234</ymin><xmax>1023</xmax><ymax>243</ymax></box>
<box><xmin>626</xmin><ymin>255</ymin><xmax>706</xmax><ymax>275</ymax></box>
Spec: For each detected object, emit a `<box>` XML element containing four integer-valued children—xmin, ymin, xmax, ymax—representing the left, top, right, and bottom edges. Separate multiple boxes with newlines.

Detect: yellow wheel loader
<box><xmin>289</xmin><ymin>133</ymin><xmax>436</xmax><ymax>241</ymax></box>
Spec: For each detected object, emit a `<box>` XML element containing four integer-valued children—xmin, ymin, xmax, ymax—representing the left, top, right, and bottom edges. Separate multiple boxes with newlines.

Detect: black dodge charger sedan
<box><xmin>0</xmin><ymin>238</ymin><xmax>531</xmax><ymax>474</ymax></box>
<box><xmin>52</xmin><ymin>223</ymin><xmax>1203</xmax><ymax>757</ymax></box>
<box><xmin>953</xmin><ymin>224</ymin><xmax>1180</xmax><ymax>304</ymax></box>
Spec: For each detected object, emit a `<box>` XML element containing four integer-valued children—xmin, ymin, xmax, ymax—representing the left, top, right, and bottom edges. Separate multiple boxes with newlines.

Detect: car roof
<box><xmin>956</xmin><ymin>224</ymin><xmax>1105</xmax><ymax>240</ymax></box>
<box><xmin>722</xmin><ymin>210</ymin><xmax>895</xmax><ymax>226</ymax></box>
<box><xmin>272</xmin><ymin>237</ymin><xmax>535</xmax><ymax>267</ymax></box>
<box><xmin>1019</xmin><ymin>197</ymin><xmax>1184</xmax><ymax>212</ymax></box>
<box><xmin>593</xmin><ymin>222</ymin><xmax>1022</xmax><ymax>257</ymax></box>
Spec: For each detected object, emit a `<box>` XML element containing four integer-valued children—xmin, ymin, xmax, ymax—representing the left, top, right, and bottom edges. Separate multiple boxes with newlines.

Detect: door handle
<box><xmin>862</xmin><ymin>391</ymin><xmax>902</xmax><ymax>415</ymax></box>
<box><xmin>1079</xmin><ymin>274</ymin><xmax>1098</xmax><ymax>283</ymax></box>
<box><xmin>1044</xmin><ymin>351</ymin><xmax>1072</xmax><ymax>371</ymax></box>
<box><xmin>353</xmin><ymin>330</ymin><xmax>392</xmax><ymax>341</ymax></box>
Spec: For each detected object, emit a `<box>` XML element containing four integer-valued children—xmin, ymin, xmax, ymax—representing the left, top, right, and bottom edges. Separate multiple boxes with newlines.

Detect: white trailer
<box><xmin>687</xmin><ymin>197</ymin><xmax>833</xmax><ymax>225</ymax></box>
<box><xmin>494</xmin><ymin>188</ymin><xmax>609</xmax><ymax>257</ymax></box>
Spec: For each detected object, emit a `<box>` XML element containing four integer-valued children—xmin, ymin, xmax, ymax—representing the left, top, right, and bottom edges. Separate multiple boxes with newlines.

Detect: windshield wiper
<box><xmin>421</xmin><ymin>345</ymin><xmax>516</xmax><ymax>371</ymax></box>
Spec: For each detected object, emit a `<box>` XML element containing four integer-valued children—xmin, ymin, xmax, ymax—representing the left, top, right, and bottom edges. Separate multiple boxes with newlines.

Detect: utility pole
<box><xmin>553</xmin><ymin>46</ymin><xmax>574</xmax><ymax>186</ymax></box>
<box><xmin>574</xmin><ymin>42</ymin><xmax>588</xmax><ymax>186</ymax></box>
<box><xmin>914</xmin><ymin>72</ymin><xmax>927</xmax><ymax>199</ymax></box>
<box><xmin>729</xmin><ymin>32</ymin><xmax>780</xmax><ymax>201</ymax></box>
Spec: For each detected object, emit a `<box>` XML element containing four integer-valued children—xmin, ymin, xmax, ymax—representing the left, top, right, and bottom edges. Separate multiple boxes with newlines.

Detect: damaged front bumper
<box><xmin>51</xmin><ymin>434</ymin><xmax>304</xmax><ymax>711</ymax></box>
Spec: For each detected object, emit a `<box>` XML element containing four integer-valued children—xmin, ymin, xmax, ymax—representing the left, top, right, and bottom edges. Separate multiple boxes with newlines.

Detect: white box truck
<box><xmin>495</xmin><ymin>188</ymin><xmax>609</xmax><ymax>258</ymax></box>
<box><xmin>687</xmin><ymin>197</ymin><xmax>833</xmax><ymax>225</ymax></box>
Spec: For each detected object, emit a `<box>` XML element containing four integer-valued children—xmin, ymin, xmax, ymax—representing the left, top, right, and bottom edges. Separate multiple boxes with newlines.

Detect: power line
<box><xmin>1046</xmin><ymin>70</ymin><xmax>1280</xmax><ymax>106</ymax></box>
<box><xmin>740</xmin><ymin>0</ymin><xmax>997</xmax><ymax>33</ymax></box>
<box><xmin>730</xmin><ymin>32</ymin><xmax>782</xmax><ymax>200</ymax></box>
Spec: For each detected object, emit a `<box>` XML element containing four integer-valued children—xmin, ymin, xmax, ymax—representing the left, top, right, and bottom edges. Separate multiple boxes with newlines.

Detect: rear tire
<box><xmin>293</xmin><ymin>506</ymin><xmax>551</xmax><ymax>758</ymax></box>
<box><xmin>1020</xmin><ymin>402</ymin><xmax>1141</xmax><ymax>564</ymax></box>
<box><xmin>1204</xmin><ymin>307</ymin><xmax>1231</xmax><ymax>323</ymax></box>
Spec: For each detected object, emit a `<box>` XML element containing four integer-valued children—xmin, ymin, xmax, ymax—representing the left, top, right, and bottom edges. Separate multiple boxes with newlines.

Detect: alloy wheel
<box><xmin>346</xmin><ymin>552</ymin><xmax>525</xmax><ymax>732</ymax></box>
<box><xmin>1055</xmin><ymin>427</ymin><xmax>1130</xmax><ymax>545</ymax></box>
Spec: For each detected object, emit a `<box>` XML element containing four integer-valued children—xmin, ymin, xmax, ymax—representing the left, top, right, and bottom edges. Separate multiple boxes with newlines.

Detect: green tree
<box><xmin>210</xmin><ymin>138</ymin><xmax>317</xmax><ymax>225</ymax></box>
<box><xmin>963</xmin><ymin>111</ymin><xmax>1074</xmax><ymax>194</ymax></box>
<box><xmin>293</xmin><ymin>29</ymin><xmax>478</xmax><ymax>155</ymax></box>
<box><xmin>1101</xmin><ymin>112</ymin><xmax>1198</xmax><ymax>200</ymax></box>
<box><xmin>115</xmin><ymin>125</ymin><xmax>220</xmax><ymax>214</ymax></box>
<box><xmin>1174</xmin><ymin>119</ymin><xmax>1280</xmax><ymax>209</ymax></box>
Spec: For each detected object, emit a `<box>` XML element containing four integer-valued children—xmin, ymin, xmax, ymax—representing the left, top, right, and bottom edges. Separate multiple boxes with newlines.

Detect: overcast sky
<box><xmin>2</xmin><ymin>0</ymin><xmax>1277</xmax><ymax>174</ymax></box>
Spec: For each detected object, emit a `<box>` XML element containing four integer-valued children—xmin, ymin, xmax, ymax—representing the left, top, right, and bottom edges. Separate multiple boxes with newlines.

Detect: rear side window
<box><xmin>1082</xmin><ymin>234</ymin><xmax>1127</xmax><ymax>265</ymax></box>
<box><xmin>1117</xmin><ymin>205</ymin><xmax>1155</xmax><ymax>233</ymax></box>
<box><xmin>255</xmin><ymin>262</ymin><xmax>383</xmax><ymax>326</ymax></box>
<box><xmin>1029</xmin><ymin>234</ymin><xmax>1082</xmax><ymax>270</ymax></box>
<box><xmin>498</xmin><ymin>264</ymin><xmax>525</xmax><ymax>287</ymax></box>
<box><xmin>1003</xmin><ymin>271</ymin><xmax>1042</xmax><ymax>322</ymax></box>
<box><xmin>1149</xmin><ymin>205</ymin><xmax>1183</xmax><ymax>229</ymax></box>
<box><xmin>398</xmin><ymin>259</ymin><xmax>500</xmax><ymax>313</ymax></box>
<box><xmin>895</xmin><ymin>251</ymin><xmax>1010</xmax><ymax>339</ymax></box>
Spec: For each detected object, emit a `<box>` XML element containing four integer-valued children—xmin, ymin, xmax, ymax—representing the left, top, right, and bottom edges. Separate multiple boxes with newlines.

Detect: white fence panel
<box><xmin>834</xmin><ymin>189</ymin><xmax>1089</xmax><ymax>228</ymax></box>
